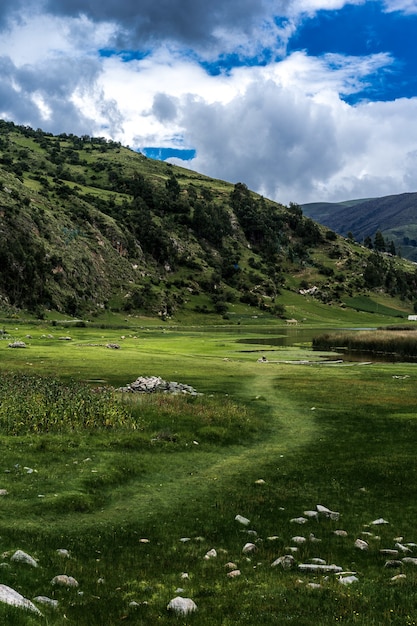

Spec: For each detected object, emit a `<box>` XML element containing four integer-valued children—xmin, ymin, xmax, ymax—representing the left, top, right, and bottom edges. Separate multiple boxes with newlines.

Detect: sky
<box><xmin>0</xmin><ymin>1</ymin><xmax>417</xmax><ymax>204</ymax></box>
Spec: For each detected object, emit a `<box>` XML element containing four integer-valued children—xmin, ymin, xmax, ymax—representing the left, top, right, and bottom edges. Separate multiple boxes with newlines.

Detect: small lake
<box><xmin>235</xmin><ymin>327</ymin><xmax>417</xmax><ymax>363</ymax></box>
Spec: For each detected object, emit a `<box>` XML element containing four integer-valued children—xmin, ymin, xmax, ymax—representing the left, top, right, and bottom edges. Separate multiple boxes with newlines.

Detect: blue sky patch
<box><xmin>141</xmin><ymin>147</ymin><xmax>196</xmax><ymax>161</ymax></box>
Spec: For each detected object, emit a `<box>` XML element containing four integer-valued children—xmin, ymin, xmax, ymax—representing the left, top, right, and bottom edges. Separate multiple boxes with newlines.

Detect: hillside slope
<box><xmin>0</xmin><ymin>120</ymin><xmax>417</xmax><ymax>320</ymax></box>
<box><xmin>303</xmin><ymin>193</ymin><xmax>417</xmax><ymax>261</ymax></box>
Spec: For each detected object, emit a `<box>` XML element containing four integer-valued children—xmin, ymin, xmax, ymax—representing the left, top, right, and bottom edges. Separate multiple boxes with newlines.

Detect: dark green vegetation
<box><xmin>2</xmin><ymin>322</ymin><xmax>417</xmax><ymax>624</ymax></box>
<box><xmin>302</xmin><ymin>192</ymin><xmax>417</xmax><ymax>262</ymax></box>
<box><xmin>313</xmin><ymin>327</ymin><xmax>417</xmax><ymax>359</ymax></box>
<box><xmin>1</xmin><ymin>119</ymin><xmax>417</xmax><ymax>322</ymax></box>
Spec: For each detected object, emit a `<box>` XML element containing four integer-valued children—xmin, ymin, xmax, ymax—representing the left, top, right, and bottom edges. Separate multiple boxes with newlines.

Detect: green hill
<box><xmin>0</xmin><ymin>119</ymin><xmax>417</xmax><ymax>321</ymax></box>
<box><xmin>302</xmin><ymin>193</ymin><xmax>417</xmax><ymax>262</ymax></box>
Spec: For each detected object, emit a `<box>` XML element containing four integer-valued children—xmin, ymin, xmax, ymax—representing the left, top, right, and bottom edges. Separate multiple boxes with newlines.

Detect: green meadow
<box><xmin>1</xmin><ymin>317</ymin><xmax>417</xmax><ymax>624</ymax></box>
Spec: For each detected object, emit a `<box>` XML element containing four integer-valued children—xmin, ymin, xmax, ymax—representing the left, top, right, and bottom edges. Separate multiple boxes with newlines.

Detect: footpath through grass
<box><xmin>1</xmin><ymin>325</ymin><xmax>417</xmax><ymax>624</ymax></box>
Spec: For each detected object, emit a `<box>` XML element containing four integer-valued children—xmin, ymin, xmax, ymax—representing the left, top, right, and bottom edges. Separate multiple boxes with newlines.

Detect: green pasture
<box><xmin>1</xmin><ymin>320</ymin><xmax>417</xmax><ymax>624</ymax></box>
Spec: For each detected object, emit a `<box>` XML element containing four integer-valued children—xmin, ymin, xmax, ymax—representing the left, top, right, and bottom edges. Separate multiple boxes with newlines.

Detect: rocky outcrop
<box><xmin>118</xmin><ymin>376</ymin><xmax>199</xmax><ymax>395</ymax></box>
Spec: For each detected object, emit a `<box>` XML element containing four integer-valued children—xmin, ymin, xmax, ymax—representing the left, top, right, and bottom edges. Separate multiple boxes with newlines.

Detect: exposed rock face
<box><xmin>118</xmin><ymin>376</ymin><xmax>199</xmax><ymax>395</ymax></box>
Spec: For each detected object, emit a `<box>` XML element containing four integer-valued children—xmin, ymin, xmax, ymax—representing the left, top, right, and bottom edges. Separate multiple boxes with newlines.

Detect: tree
<box><xmin>374</xmin><ymin>231</ymin><xmax>386</xmax><ymax>252</ymax></box>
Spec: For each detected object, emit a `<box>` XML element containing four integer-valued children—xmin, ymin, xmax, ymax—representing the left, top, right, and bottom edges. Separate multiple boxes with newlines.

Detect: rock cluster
<box><xmin>118</xmin><ymin>375</ymin><xmax>199</xmax><ymax>395</ymax></box>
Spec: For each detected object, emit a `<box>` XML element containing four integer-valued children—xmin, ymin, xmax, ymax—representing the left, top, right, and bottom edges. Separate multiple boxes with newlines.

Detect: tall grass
<box><xmin>313</xmin><ymin>329</ymin><xmax>417</xmax><ymax>358</ymax></box>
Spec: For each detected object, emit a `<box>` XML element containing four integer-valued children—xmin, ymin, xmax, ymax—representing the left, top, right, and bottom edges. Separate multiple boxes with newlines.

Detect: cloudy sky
<box><xmin>0</xmin><ymin>0</ymin><xmax>416</xmax><ymax>204</ymax></box>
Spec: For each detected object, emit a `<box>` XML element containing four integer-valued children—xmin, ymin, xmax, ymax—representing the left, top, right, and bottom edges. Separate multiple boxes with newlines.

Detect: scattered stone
<box><xmin>304</xmin><ymin>510</ymin><xmax>319</xmax><ymax>520</ymax></box>
<box><xmin>33</xmin><ymin>596</ymin><xmax>59</xmax><ymax>608</ymax></box>
<box><xmin>235</xmin><ymin>514</ymin><xmax>250</xmax><ymax>526</ymax></box>
<box><xmin>384</xmin><ymin>560</ymin><xmax>402</xmax><ymax>568</ymax></box>
<box><xmin>290</xmin><ymin>517</ymin><xmax>308</xmax><ymax>524</ymax></box>
<box><xmin>380</xmin><ymin>549</ymin><xmax>399</xmax><ymax>557</ymax></box>
<box><xmin>298</xmin><ymin>564</ymin><xmax>343</xmax><ymax>573</ymax></box>
<box><xmin>255</xmin><ymin>479</ymin><xmax>266</xmax><ymax>485</ymax></box>
<box><xmin>310</xmin><ymin>558</ymin><xmax>327</xmax><ymax>565</ymax></box>
<box><xmin>271</xmin><ymin>555</ymin><xmax>295</xmax><ymax>569</ymax></box>
<box><xmin>395</xmin><ymin>542</ymin><xmax>411</xmax><ymax>553</ymax></box>
<box><xmin>181</xmin><ymin>572</ymin><xmax>189</xmax><ymax>579</ymax></box>
<box><xmin>0</xmin><ymin>584</ymin><xmax>42</xmax><ymax>615</ymax></box>
<box><xmin>225</xmin><ymin>562</ymin><xmax>238</xmax><ymax>570</ymax></box>
<box><xmin>0</xmin><ymin>489</ymin><xmax>8</xmax><ymax>496</ymax></box>
<box><xmin>180</xmin><ymin>538</ymin><xmax>191</xmax><ymax>543</ymax></box>
<box><xmin>316</xmin><ymin>505</ymin><xmax>340</xmax><ymax>521</ymax></box>
<box><xmin>402</xmin><ymin>557</ymin><xmax>417</xmax><ymax>566</ymax></box>
<box><xmin>56</xmin><ymin>549</ymin><xmax>70</xmax><ymax>558</ymax></box>
<box><xmin>306</xmin><ymin>582</ymin><xmax>322</xmax><ymax>589</ymax></box>
<box><xmin>242</xmin><ymin>543</ymin><xmax>257</xmax><ymax>554</ymax></box>
<box><xmin>167</xmin><ymin>596</ymin><xmax>197</xmax><ymax>616</ymax></box>
<box><xmin>8</xmin><ymin>341</ymin><xmax>26</xmax><ymax>348</ymax></box>
<box><xmin>291</xmin><ymin>536</ymin><xmax>306</xmax><ymax>544</ymax></box>
<box><xmin>58</xmin><ymin>336</ymin><xmax>72</xmax><ymax>341</ymax></box>
<box><xmin>204</xmin><ymin>549</ymin><xmax>217</xmax><ymax>560</ymax></box>
<box><xmin>338</xmin><ymin>575</ymin><xmax>359</xmax><ymax>585</ymax></box>
<box><xmin>391</xmin><ymin>574</ymin><xmax>407</xmax><ymax>582</ymax></box>
<box><xmin>227</xmin><ymin>569</ymin><xmax>241</xmax><ymax>578</ymax></box>
<box><xmin>371</xmin><ymin>518</ymin><xmax>389</xmax><ymax>525</ymax></box>
<box><xmin>51</xmin><ymin>575</ymin><xmax>79</xmax><ymax>588</ymax></box>
<box><xmin>354</xmin><ymin>539</ymin><xmax>369</xmax><ymax>551</ymax></box>
<box><xmin>334</xmin><ymin>530</ymin><xmax>348</xmax><ymax>537</ymax></box>
<box><xmin>10</xmin><ymin>550</ymin><xmax>38</xmax><ymax>567</ymax></box>
<box><xmin>106</xmin><ymin>343</ymin><xmax>120</xmax><ymax>349</ymax></box>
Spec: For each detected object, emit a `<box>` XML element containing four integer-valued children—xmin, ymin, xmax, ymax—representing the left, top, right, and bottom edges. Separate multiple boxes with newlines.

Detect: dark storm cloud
<box><xmin>38</xmin><ymin>0</ymin><xmax>287</xmax><ymax>49</ymax></box>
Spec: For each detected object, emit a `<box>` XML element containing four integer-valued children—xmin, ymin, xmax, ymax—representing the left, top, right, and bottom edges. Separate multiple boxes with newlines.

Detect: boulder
<box><xmin>167</xmin><ymin>596</ymin><xmax>197</xmax><ymax>616</ymax></box>
<box><xmin>0</xmin><ymin>584</ymin><xmax>42</xmax><ymax>615</ymax></box>
<box><xmin>10</xmin><ymin>550</ymin><xmax>38</xmax><ymax>567</ymax></box>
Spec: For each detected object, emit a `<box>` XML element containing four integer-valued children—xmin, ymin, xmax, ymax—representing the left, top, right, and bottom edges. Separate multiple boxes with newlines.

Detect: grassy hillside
<box><xmin>1</xmin><ymin>120</ymin><xmax>417</xmax><ymax>322</ymax></box>
<box><xmin>303</xmin><ymin>193</ymin><xmax>417</xmax><ymax>262</ymax></box>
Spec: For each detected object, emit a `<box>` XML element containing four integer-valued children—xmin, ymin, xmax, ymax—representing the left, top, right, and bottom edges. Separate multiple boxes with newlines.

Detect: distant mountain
<box><xmin>302</xmin><ymin>193</ymin><xmax>417</xmax><ymax>261</ymax></box>
<box><xmin>0</xmin><ymin>119</ymin><xmax>417</xmax><ymax>320</ymax></box>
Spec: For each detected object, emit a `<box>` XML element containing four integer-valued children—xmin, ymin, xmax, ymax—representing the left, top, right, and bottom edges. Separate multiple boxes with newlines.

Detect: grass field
<box><xmin>1</xmin><ymin>318</ymin><xmax>417</xmax><ymax>624</ymax></box>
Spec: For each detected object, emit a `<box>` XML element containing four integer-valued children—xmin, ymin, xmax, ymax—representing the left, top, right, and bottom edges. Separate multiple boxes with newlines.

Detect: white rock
<box><xmin>167</xmin><ymin>596</ymin><xmax>197</xmax><ymax>616</ymax></box>
<box><xmin>306</xmin><ymin>582</ymin><xmax>322</xmax><ymax>589</ymax></box>
<box><xmin>242</xmin><ymin>543</ymin><xmax>257</xmax><ymax>554</ymax></box>
<box><xmin>354</xmin><ymin>539</ymin><xmax>369</xmax><ymax>551</ymax></box>
<box><xmin>304</xmin><ymin>510</ymin><xmax>319</xmax><ymax>520</ymax></box>
<box><xmin>225</xmin><ymin>562</ymin><xmax>238</xmax><ymax>570</ymax></box>
<box><xmin>298</xmin><ymin>563</ymin><xmax>342</xmax><ymax>573</ymax></box>
<box><xmin>235</xmin><ymin>514</ymin><xmax>250</xmax><ymax>526</ymax></box>
<box><xmin>56</xmin><ymin>549</ymin><xmax>70</xmax><ymax>558</ymax></box>
<box><xmin>51</xmin><ymin>575</ymin><xmax>79</xmax><ymax>587</ymax></box>
<box><xmin>402</xmin><ymin>557</ymin><xmax>417</xmax><ymax>565</ymax></box>
<box><xmin>10</xmin><ymin>550</ymin><xmax>38</xmax><ymax>567</ymax></box>
<box><xmin>0</xmin><ymin>489</ymin><xmax>8</xmax><ymax>496</ymax></box>
<box><xmin>291</xmin><ymin>536</ymin><xmax>306</xmax><ymax>544</ymax></box>
<box><xmin>0</xmin><ymin>584</ymin><xmax>42</xmax><ymax>615</ymax></box>
<box><xmin>391</xmin><ymin>574</ymin><xmax>407</xmax><ymax>582</ymax></box>
<box><xmin>271</xmin><ymin>555</ymin><xmax>295</xmax><ymax>569</ymax></box>
<box><xmin>371</xmin><ymin>518</ymin><xmax>389</xmax><ymax>525</ymax></box>
<box><xmin>395</xmin><ymin>542</ymin><xmax>411</xmax><ymax>553</ymax></box>
<box><xmin>380</xmin><ymin>549</ymin><xmax>399</xmax><ymax>557</ymax></box>
<box><xmin>290</xmin><ymin>517</ymin><xmax>308</xmax><ymax>524</ymax></box>
<box><xmin>334</xmin><ymin>530</ymin><xmax>348</xmax><ymax>537</ymax></box>
<box><xmin>310</xmin><ymin>558</ymin><xmax>327</xmax><ymax>565</ymax></box>
<box><xmin>316</xmin><ymin>504</ymin><xmax>340</xmax><ymax>521</ymax></box>
<box><xmin>338</xmin><ymin>575</ymin><xmax>359</xmax><ymax>585</ymax></box>
<box><xmin>204</xmin><ymin>549</ymin><xmax>217</xmax><ymax>560</ymax></box>
<box><xmin>33</xmin><ymin>596</ymin><xmax>58</xmax><ymax>608</ymax></box>
<box><xmin>227</xmin><ymin>570</ymin><xmax>241</xmax><ymax>578</ymax></box>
